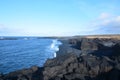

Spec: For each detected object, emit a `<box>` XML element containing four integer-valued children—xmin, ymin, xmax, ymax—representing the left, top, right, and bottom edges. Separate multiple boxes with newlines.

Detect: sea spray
<box><xmin>50</xmin><ymin>39</ymin><xmax>62</xmax><ymax>57</ymax></box>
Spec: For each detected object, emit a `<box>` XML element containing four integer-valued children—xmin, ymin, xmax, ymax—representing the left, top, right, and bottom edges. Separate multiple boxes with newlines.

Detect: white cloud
<box><xmin>0</xmin><ymin>24</ymin><xmax>5</xmax><ymax>30</ymax></box>
<box><xmin>98</xmin><ymin>13</ymin><xmax>110</xmax><ymax>20</ymax></box>
<box><xmin>93</xmin><ymin>13</ymin><xmax>120</xmax><ymax>26</ymax></box>
<box><xmin>115</xmin><ymin>16</ymin><xmax>120</xmax><ymax>22</ymax></box>
<box><xmin>101</xmin><ymin>16</ymin><xmax>120</xmax><ymax>26</ymax></box>
<box><xmin>88</xmin><ymin>13</ymin><xmax>120</xmax><ymax>34</ymax></box>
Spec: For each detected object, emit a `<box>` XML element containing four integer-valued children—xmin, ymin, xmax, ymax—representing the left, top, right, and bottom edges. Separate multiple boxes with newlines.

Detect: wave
<box><xmin>50</xmin><ymin>39</ymin><xmax>62</xmax><ymax>57</ymax></box>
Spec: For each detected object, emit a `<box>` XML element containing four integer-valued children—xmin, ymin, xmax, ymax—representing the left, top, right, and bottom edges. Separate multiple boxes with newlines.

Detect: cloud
<box><xmin>0</xmin><ymin>24</ymin><xmax>5</xmax><ymax>30</ymax></box>
<box><xmin>115</xmin><ymin>16</ymin><xmax>120</xmax><ymax>22</ymax></box>
<box><xmin>88</xmin><ymin>13</ymin><xmax>120</xmax><ymax>34</ymax></box>
<box><xmin>98</xmin><ymin>13</ymin><xmax>110</xmax><ymax>20</ymax></box>
<box><xmin>0</xmin><ymin>24</ymin><xmax>26</xmax><ymax>36</ymax></box>
<box><xmin>101</xmin><ymin>16</ymin><xmax>120</xmax><ymax>26</ymax></box>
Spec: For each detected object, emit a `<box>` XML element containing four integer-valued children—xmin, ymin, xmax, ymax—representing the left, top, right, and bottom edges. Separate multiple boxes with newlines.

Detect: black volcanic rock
<box><xmin>42</xmin><ymin>38</ymin><xmax>120</xmax><ymax>80</ymax></box>
<box><xmin>69</xmin><ymin>38</ymin><xmax>120</xmax><ymax>56</ymax></box>
<box><xmin>81</xmin><ymin>38</ymin><xmax>98</xmax><ymax>51</ymax></box>
<box><xmin>2</xmin><ymin>66</ymin><xmax>44</xmax><ymax>80</ymax></box>
<box><xmin>43</xmin><ymin>53</ymin><xmax>120</xmax><ymax>80</ymax></box>
<box><xmin>57</xmin><ymin>40</ymin><xmax>81</xmax><ymax>57</ymax></box>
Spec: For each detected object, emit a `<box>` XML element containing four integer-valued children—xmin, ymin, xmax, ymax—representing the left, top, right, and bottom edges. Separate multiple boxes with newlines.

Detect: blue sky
<box><xmin>0</xmin><ymin>0</ymin><xmax>120</xmax><ymax>36</ymax></box>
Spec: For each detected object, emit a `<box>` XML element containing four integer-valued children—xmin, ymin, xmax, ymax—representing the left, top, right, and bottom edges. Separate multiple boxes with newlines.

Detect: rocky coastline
<box><xmin>0</xmin><ymin>36</ymin><xmax>120</xmax><ymax>80</ymax></box>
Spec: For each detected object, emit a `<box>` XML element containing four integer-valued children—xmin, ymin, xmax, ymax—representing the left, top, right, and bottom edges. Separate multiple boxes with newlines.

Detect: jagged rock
<box><xmin>43</xmin><ymin>53</ymin><xmax>119</xmax><ymax>80</ymax></box>
<box><xmin>43</xmin><ymin>38</ymin><xmax>120</xmax><ymax>80</ymax></box>
<box><xmin>2</xmin><ymin>66</ymin><xmax>43</xmax><ymax>80</ymax></box>
<box><xmin>43</xmin><ymin>53</ymin><xmax>78</xmax><ymax>80</ymax></box>
<box><xmin>31</xmin><ymin>66</ymin><xmax>39</xmax><ymax>72</ymax></box>
<box><xmin>0</xmin><ymin>73</ymin><xmax>4</xmax><ymax>80</ymax></box>
<box><xmin>81</xmin><ymin>38</ymin><xmax>98</xmax><ymax>51</ymax></box>
<box><xmin>17</xmin><ymin>74</ymin><xmax>29</xmax><ymax>80</ymax></box>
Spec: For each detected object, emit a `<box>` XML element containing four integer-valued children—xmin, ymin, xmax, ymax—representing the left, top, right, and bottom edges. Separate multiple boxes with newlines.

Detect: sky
<box><xmin>0</xmin><ymin>0</ymin><xmax>120</xmax><ymax>36</ymax></box>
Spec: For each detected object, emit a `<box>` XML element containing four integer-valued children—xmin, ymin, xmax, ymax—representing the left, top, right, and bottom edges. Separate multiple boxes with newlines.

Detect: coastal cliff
<box><xmin>0</xmin><ymin>36</ymin><xmax>120</xmax><ymax>80</ymax></box>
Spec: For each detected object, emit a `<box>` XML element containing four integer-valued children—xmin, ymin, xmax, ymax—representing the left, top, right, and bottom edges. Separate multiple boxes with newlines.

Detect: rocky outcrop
<box><xmin>69</xmin><ymin>38</ymin><xmax>120</xmax><ymax>56</ymax></box>
<box><xmin>43</xmin><ymin>54</ymin><xmax>120</xmax><ymax>80</ymax></box>
<box><xmin>0</xmin><ymin>37</ymin><xmax>120</xmax><ymax>80</ymax></box>
<box><xmin>42</xmin><ymin>38</ymin><xmax>120</xmax><ymax>80</ymax></box>
<box><xmin>0</xmin><ymin>66</ymin><xmax>44</xmax><ymax>80</ymax></box>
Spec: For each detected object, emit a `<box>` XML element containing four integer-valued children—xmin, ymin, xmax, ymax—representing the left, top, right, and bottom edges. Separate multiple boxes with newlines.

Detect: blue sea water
<box><xmin>0</xmin><ymin>37</ymin><xmax>62</xmax><ymax>74</ymax></box>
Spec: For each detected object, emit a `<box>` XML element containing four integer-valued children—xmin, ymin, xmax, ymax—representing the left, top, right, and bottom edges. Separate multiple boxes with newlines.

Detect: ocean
<box><xmin>0</xmin><ymin>37</ymin><xmax>62</xmax><ymax>74</ymax></box>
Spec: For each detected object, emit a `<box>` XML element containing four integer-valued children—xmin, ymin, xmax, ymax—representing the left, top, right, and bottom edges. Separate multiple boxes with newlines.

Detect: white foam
<box><xmin>54</xmin><ymin>52</ymin><xmax>56</xmax><ymax>57</ymax></box>
<box><xmin>50</xmin><ymin>39</ymin><xmax>62</xmax><ymax>58</ymax></box>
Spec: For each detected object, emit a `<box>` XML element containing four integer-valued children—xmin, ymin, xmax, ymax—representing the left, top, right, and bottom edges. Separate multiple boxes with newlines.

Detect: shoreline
<box><xmin>0</xmin><ymin>35</ymin><xmax>120</xmax><ymax>80</ymax></box>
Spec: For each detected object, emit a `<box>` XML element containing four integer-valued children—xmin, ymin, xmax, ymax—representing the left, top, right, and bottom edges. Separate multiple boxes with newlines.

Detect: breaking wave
<box><xmin>50</xmin><ymin>39</ymin><xmax>62</xmax><ymax>57</ymax></box>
